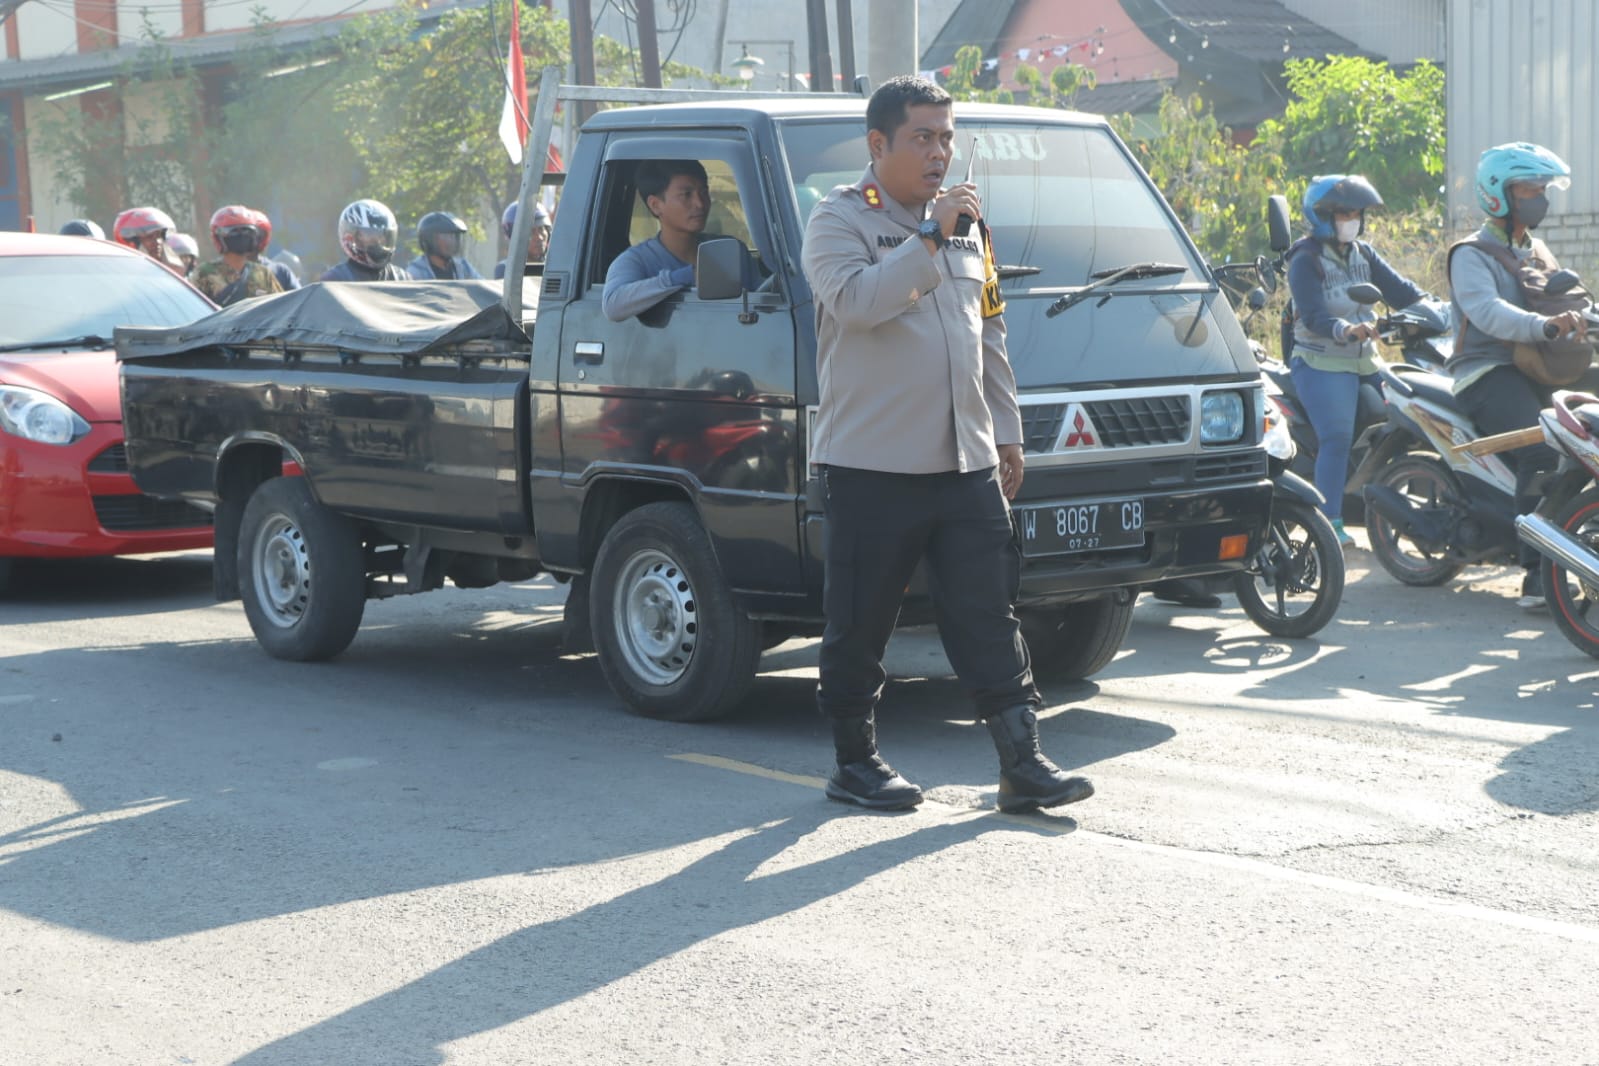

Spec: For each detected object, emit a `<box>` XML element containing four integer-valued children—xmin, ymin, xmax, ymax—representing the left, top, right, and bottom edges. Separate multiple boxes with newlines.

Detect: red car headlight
<box><xmin>0</xmin><ymin>384</ymin><xmax>92</xmax><ymax>445</ymax></box>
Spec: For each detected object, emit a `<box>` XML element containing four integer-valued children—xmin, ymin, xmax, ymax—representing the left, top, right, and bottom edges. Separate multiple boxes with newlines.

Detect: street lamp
<box><xmin>732</xmin><ymin>45</ymin><xmax>765</xmax><ymax>83</ymax></box>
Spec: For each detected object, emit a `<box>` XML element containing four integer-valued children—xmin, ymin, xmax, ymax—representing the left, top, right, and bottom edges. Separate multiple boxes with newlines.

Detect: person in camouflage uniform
<box><xmin>192</xmin><ymin>205</ymin><xmax>283</xmax><ymax>306</ymax></box>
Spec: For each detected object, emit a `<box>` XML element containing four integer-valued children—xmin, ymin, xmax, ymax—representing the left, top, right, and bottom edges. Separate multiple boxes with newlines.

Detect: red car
<box><xmin>0</xmin><ymin>232</ymin><xmax>217</xmax><ymax>591</ymax></box>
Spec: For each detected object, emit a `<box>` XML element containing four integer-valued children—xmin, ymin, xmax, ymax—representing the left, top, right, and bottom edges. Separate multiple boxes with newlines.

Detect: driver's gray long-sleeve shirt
<box><xmin>801</xmin><ymin>165</ymin><xmax>1022</xmax><ymax>475</ymax></box>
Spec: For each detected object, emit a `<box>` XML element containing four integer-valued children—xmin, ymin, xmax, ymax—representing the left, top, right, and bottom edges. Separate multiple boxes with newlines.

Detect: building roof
<box><xmin>1121</xmin><ymin>0</ymin><xmax>1366</xmax><ymax>66</ymax></box>
<box><xmin>1068</xmin><ymin>76</ymin><xmax>1177</xmax><ymax>116</ymax></box>
<box><xmin>920</xmin><ymin>0</ymin><xmax>1023</xmax><ymax>71</ymax></box>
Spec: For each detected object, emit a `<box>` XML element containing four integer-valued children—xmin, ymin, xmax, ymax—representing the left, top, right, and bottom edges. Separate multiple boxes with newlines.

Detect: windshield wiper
<box><xmin>996</xmin><ymin>264</ymin><xmax>1042</xmax><ymax>280</ymax></box>
<box><xmin>0</xmin><ymin>334</ymin><xmax>112</xmax><ymax>353</ymax></box>
<box><xmin>1044</xmin><ymin>262</ymin><xmax>1187</xmax><ymax>319</ymax></box>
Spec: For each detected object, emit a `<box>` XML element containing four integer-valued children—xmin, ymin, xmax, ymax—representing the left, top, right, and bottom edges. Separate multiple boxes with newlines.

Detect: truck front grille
<box><xmin>1195</xmin><ymin>452</ymin><xmax>1269</xmax><ymax>481</ymax></box>
<box><xmin>1021</xmin><ymin>404</ymin><xmax>1067</xmax><ymax>453</ymax></box>
<box><xmin>1082</xmin><ymin>395</ymin><xmax>1191</xmax><ymax>447</ymax></box>
<box><xmin>92</xmin><ymin>495</ymin><xmax>213</xmax><ymax>532</ymax></box>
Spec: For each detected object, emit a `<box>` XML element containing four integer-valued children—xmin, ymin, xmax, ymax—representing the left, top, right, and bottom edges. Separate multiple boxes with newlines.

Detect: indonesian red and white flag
<box><xmin>498</xmin><ymin>0</ymin><xmax>529</xmax><ymax>164</ymax></box>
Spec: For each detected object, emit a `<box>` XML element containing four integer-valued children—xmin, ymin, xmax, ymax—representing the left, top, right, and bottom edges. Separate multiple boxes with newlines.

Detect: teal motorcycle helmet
<box><xmin>1475</xmin><ymin>142</ymin><xmax>1570</xmax><ymax>217</ymax></box>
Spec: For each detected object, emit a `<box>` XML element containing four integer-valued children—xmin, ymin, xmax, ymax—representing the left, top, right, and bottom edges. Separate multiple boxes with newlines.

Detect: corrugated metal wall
<box><xmin>1447</xmin><ymin>0</ymin><xmax>1599</xmax><ymax>267</ymax></box>
<box><xmin>1281</xmin><ymin>0</ymin><xmax>1445</xmax><ymax>63</ymax></box>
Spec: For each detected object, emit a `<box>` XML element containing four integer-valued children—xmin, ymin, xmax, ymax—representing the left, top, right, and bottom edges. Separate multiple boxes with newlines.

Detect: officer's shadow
<box><xmin>232</xmin><ymin>803</ymin><xmax>999</xmax><ymax>1065</ymax></box>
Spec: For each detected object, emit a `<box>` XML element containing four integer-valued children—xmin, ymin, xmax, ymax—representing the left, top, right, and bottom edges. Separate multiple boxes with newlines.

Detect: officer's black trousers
<box><xmin>816</xmin><ymin>464</ymin><xmax>1041</xmax><ymax>722</ymax></box>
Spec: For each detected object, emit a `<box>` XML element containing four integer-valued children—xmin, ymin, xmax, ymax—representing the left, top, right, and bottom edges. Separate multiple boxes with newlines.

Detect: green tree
<box><xmin>1253</xmin><ymin>55</ymin><xmax>1445</xmax><ymax>209</ymax></box>
<box><xmin>1111</xmin><ymin>91</ymin><xmax>1285</xmax><ymax>265</ymax></box>
<box><xmin>942</xmin><ymin>45</ymin><xmax>1013</xmax><ymax>105</ymax></box>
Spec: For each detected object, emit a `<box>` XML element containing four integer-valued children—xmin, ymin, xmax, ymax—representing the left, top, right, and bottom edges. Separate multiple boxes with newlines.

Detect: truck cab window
<box><xmin>592</xmin><ymin>158</ymin><xmax>770</xmax><ymax>290</ymax></box>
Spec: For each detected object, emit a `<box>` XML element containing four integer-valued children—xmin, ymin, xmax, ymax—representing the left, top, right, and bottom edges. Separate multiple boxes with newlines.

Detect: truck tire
<box><xmin>590</xmin><ymin>501</ymin><xmax>761</xmax><ymax>721</ymax></box>
<box><xmin>237</xmin><ymin>476</ymin><xmax>366</xmax><ymax>661</ymax></box>
<box><xmin>1019</xmin><ymin>594</ymin><xmax>1134</xmax><ymax>682</ymax></box>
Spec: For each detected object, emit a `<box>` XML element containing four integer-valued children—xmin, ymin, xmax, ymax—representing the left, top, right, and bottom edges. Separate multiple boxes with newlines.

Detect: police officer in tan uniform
<box><xmin>802</xmin><ymin>76</ymin><xmax>1094</xmax><ymax>813</ymax></box>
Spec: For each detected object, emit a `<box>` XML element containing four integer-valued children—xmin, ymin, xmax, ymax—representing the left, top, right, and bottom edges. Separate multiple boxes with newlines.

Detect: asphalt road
<box><xmin>3</xmin><ymin>541</ymin><xmax>1598</xmax><ymax>1065</ymax></box>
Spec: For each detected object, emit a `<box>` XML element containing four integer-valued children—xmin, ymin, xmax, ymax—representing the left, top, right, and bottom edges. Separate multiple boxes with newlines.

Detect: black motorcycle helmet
<box><xmin>416</xmin><ymin>211</ymin><xmax>469</xmax><ymax>259</ymax></box>
<box><xmin>59</xmin><ymin>219</ymin><xmax>105</xmax><ymax>239</ymax></box>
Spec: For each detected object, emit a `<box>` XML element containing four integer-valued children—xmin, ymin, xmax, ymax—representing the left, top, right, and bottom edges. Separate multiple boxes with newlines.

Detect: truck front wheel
<box><xmin>1018</xmin><ymin>594</ymin><xmax>1134</xmax><ymax>682</ymax></box>
<box><xmin>238</xmin><ymin>476</ymin><xmax>366</xmax><ymax>661</ymax></box>
<box><xmin>590</xmin><ymin>501</ymin><xmax>761</xmax><ymax>721</ymax></box>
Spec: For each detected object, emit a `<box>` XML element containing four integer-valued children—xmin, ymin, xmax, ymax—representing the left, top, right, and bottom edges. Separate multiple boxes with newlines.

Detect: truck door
<box><xmin>554</xmin><ymin>132</ymin><xmax>805</xmax><ymax>594</ymax></box>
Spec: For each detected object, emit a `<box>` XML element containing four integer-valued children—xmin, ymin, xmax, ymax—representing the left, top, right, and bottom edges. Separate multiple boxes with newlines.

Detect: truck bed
<box><xmin>117</xmin><ymin>280</ymin><xmax>537</xmax><ymax>537</ymax></box>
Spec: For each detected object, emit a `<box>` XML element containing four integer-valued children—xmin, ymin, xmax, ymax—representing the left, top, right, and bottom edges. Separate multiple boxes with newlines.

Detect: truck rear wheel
<box><xmin>590</xmin><ymin>501</ymin><xmax>761</xmax><ymax>721</ymax></box>
<box><xmin>1019</xmin><ymin>594</ymin><xmax>1134</xmax><ymax>682</ymax></box>
<box><xmin>238</xmin><ymin>476</ymin><xmax>366</xmax><ymax>661</ymax></box>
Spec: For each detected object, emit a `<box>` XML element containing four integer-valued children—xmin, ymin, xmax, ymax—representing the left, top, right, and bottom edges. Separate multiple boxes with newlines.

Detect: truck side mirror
<box><xmin>1247</xmin><ymin>287</ymin><xmax>1268</xmax><ymax>311</ymax></box>
<box><xmin>697</xmin><ymin>238</ymin><xmax>746</xmax><ymax>301</ymax></box>
<box><xmin>1267</xmin><ymin>195</ymin><xmax>1292</xmax><ymax>253</ymax></box>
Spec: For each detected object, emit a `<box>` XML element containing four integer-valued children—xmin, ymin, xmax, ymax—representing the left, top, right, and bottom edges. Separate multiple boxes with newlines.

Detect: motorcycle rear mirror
<box><xmin>1348</xmin><ymin>282</ymin><xmax>1383</xmax><ymax>306</ymax></box>
<box><xmin>1247</xmin><ymin>287</ymin><xmax>1268</xmax><ymax>311</ymax></box>
<box><xmin>1254</xmin><ymin>254</ymin><xmax>1277</xmax><ymax>295</ymax></box>
<box><xmin>1546</xmin><ymin>268</ymin><xmax>1583</xmax><ymax>296</ymax></box>
<box><xmin>1267</xmin><ymin>195</ymin><xmax>1292</xmax><ymax>253</ymax></box>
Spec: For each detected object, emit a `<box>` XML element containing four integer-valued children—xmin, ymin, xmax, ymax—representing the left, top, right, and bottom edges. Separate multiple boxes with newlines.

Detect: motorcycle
<box><xmin>1359</xmin><ymin>269</ymin><xmax>1599</xmax><ymax>589</ymax></box>
<box><xmin>1162</xmin><ymin>255</ymin><xmax>1344</xmax><ymax>638</ymax></box>
<box><xmin>1515</xmin><ymin>390</ymin><xmax>1599</xmax><ymax>657</ymax></box>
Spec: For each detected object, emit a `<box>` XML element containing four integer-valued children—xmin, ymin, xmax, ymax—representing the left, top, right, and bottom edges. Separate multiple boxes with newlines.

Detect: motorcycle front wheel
<box><xmin>1232</xmin><ymin>497</ymin><xmax>1345</xmax><ymax>638</ymax></box>
<box><xmin>1541</xmin><ymin>486</ymin><xmax>1599</xmax><ymax>659</ymax></box>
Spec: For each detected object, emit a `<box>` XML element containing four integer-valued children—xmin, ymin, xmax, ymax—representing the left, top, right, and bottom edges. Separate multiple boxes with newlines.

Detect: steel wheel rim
<box><xmin>612</xmin><ymin>548</ymin><xmax>697</xmax><ymax>686</ymax></box>
<box><xmin>252</xmin><ymin>513</ymin><xmax>311</xmax><ymax>629</ymax></box>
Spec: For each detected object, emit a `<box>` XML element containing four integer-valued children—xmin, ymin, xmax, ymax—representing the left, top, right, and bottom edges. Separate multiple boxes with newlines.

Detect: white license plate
<box><xmin>1017</xmin><ymin>499</ymin><xmax>1145</xmax><ymax>556</ymax></box>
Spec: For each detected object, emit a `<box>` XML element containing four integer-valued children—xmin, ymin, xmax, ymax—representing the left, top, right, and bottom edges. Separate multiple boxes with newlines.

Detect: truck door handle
<box><xmin>574</xmin><ymin>342</ymin><xmax>605</xmax><ymax>365</ymax></box>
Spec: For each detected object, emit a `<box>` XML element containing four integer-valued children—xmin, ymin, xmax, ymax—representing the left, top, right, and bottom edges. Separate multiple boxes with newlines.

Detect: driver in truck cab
<box><xmin>602</xmin><ymin>159</ymin><xmax>712</xmax><ymax>321</ymax></box>
<box><xmin>800</xmin><ymin>74</ymin><xmax>1095</xmax><ymax>816</ymax></box>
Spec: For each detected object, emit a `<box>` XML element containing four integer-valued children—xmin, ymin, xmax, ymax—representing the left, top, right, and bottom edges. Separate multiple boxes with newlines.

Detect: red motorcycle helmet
<box><xmin>209</xmin><ymin>204</ymin><xmax>262</xmax><ymax>255</ymax></box>
<box><xmin>248</xmin><ymin>207</ymin><xmax>274</xmax><ymax>253</ymax></box>
<box><xmin>112</xmin><ymin>206</ymin><xmax>176</xmax><ymax>247</ymax></box>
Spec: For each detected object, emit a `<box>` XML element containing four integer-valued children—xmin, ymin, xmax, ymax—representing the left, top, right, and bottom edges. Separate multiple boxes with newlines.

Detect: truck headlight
<box><xmin>0</xmin><ymin>385</ymin><xmax>92</xmax><ymax>445</ymax></box>
<box><xmin>1199</xmin><ymin>390</ymin><xmax>1245</xmax><ymax>444</ymax></box>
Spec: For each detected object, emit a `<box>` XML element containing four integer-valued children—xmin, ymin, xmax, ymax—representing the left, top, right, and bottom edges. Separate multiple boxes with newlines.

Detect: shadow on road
<box><xmin>0</xmin><ymin>551</ymin><xmax>214</xmax><ymax>619</ymax></box>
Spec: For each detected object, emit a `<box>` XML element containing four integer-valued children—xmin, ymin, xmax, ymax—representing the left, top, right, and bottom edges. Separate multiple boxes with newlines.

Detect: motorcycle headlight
<box><xmin>1262</xmin><ymin>395</ymin><xmax>1295</xmax><ymax>461</ymax></box>
<box><xmin>0</xmin><ymin>385</ymin><xmax>92</xmax><ymax>445</ymax></box>
<box><xmin>1199</xmin><ymin>390</ymin><xmax>1246</xmax><ymax>444</ymax></box>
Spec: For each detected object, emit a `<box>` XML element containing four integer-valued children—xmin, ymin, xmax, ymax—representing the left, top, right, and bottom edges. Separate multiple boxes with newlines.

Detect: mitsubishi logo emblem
<box><xmin>1063</xmin><ymin>410</ymin><xmax>1096</xmax><ymax>447</ymax></box>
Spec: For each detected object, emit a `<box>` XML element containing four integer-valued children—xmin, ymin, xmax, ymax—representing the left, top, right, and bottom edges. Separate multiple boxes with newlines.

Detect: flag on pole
<box><xmin>498</xmin><ymin>0</ymin><xmax>529</xmax><ymax>164</ymax></box>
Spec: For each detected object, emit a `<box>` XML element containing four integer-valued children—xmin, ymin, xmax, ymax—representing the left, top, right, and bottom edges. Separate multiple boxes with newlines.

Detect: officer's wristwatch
<box><xmin>918</xmin><ymin>217</ymin><xmax>945</xmax><ymax>248</ymax></box>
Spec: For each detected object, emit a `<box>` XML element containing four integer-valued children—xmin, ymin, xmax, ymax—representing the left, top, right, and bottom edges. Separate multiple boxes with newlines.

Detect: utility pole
<box><xmin>805</xmin><ymin>0</ymin><xmax>833</xmax><ymax>92</ymax></box>
<box><xmin>866</xmin><ymin>0</ymin><xmax>916</xmax><ymax>89</ymax></box>
<box><xmin>567</xmin><ymin>0</ymin><xmax>598</xmax><ymax>122</ymax></box>
<box><xmin>835</xmin><ymin>0</ymin><xmax>856</xmax><ymax>89</ymax></box>
<box><xmin>635</xmin><ymin>0</ymin><xmax>662</xmax><ymax>88</ymax></box>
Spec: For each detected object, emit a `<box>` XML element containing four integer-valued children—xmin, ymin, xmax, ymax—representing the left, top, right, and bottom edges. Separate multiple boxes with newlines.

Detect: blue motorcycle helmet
<box><xmin>1302</xmin><ymin>175</ymin><xmax>1383</xmax><ymax>241</ymax></box>
<box><xmin>1475</xmin><ymin>142</ymin><xmax>1570</xmax><ymax>217</ymax></box>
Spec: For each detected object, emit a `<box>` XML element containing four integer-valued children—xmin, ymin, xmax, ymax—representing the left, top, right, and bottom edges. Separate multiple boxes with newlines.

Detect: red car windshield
<box><xmin>0</xmin><ymin>254</ymin><xmax>213</xmax><ymax>351</ymax></box>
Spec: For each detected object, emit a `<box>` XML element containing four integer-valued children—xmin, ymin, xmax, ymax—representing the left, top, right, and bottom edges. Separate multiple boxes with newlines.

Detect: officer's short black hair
<box><xmin>637</xmin><ymin>159</ymin><xmax>709</xmax><ymax>207</ymax></box>
<box><xmin>867</xmin><ymin>76</ymin><xmax>952</xmax><ymax>145</ymax></box>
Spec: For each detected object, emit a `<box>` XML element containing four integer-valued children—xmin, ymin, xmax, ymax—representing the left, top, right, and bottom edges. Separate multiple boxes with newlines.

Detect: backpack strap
<box><xmin>1445</xmin><ymin>234</ymin><xmax>1520</xmax><ymax>348</ymax></box>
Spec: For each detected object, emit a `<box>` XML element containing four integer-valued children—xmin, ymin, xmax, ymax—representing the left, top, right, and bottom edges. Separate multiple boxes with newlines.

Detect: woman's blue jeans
<box><xmin>1288</xmin><ymin>358</ymin><xmax>1378</xmax><ymax>521</ymax></box>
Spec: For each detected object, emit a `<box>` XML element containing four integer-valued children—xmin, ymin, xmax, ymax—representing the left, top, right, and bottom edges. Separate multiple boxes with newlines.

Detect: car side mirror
<box><xmin>1348</xmin><ymin>282</ymin><xmax>1383</xmax><ymax>306</ymax></box>
<box><xmin>697</xmin><ymin>238</ymin><xmax>746</xmax><ymax>301</ymax></box>
<box><xmin>1267</xmin><ymin>195</ymin><xmax>1293</xmax><ymax>253</ymax></box>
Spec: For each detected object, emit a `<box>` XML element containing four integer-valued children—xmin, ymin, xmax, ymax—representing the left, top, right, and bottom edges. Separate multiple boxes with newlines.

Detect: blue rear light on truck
<box><xmin>1199</xmin><ymin>390</ymin><xmax>1245</xmax><ymax>444</ymax></box>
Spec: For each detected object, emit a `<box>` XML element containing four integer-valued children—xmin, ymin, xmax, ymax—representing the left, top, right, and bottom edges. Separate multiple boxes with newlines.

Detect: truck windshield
<box><xmin>779</xmin><ymin>118</ymin><xmax>1204</xmax><ymax>291</ymax></box>
<box><xmin>0</xmin><ymin>254</ymin><xmax>214</xmax><ymax>350</ymax></box>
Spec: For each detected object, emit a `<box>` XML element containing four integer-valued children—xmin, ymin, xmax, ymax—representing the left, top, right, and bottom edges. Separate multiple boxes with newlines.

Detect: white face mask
<box><xmin>1335</xmin><ymin>218</ymin><xmax>1361</xmax><ymax>243</ymax></box>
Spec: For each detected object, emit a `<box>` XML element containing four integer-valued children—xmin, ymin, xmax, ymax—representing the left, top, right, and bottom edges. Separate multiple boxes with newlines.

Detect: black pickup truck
<box><xmin>120</xmin><ymin>84</ymin><xmax>1271</xmax><ymax>721</ymax></box>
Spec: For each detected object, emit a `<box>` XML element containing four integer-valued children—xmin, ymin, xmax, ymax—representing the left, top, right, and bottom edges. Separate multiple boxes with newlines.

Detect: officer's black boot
<box><xmin>825</xmin><ymin>715</ymin><xmax>923</xmax><ymax>810</ymax></box>
<box><xmin>986</xmin><ymin>704</ymin><xmax>1094</xmax><ymax>813</ymax></box>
